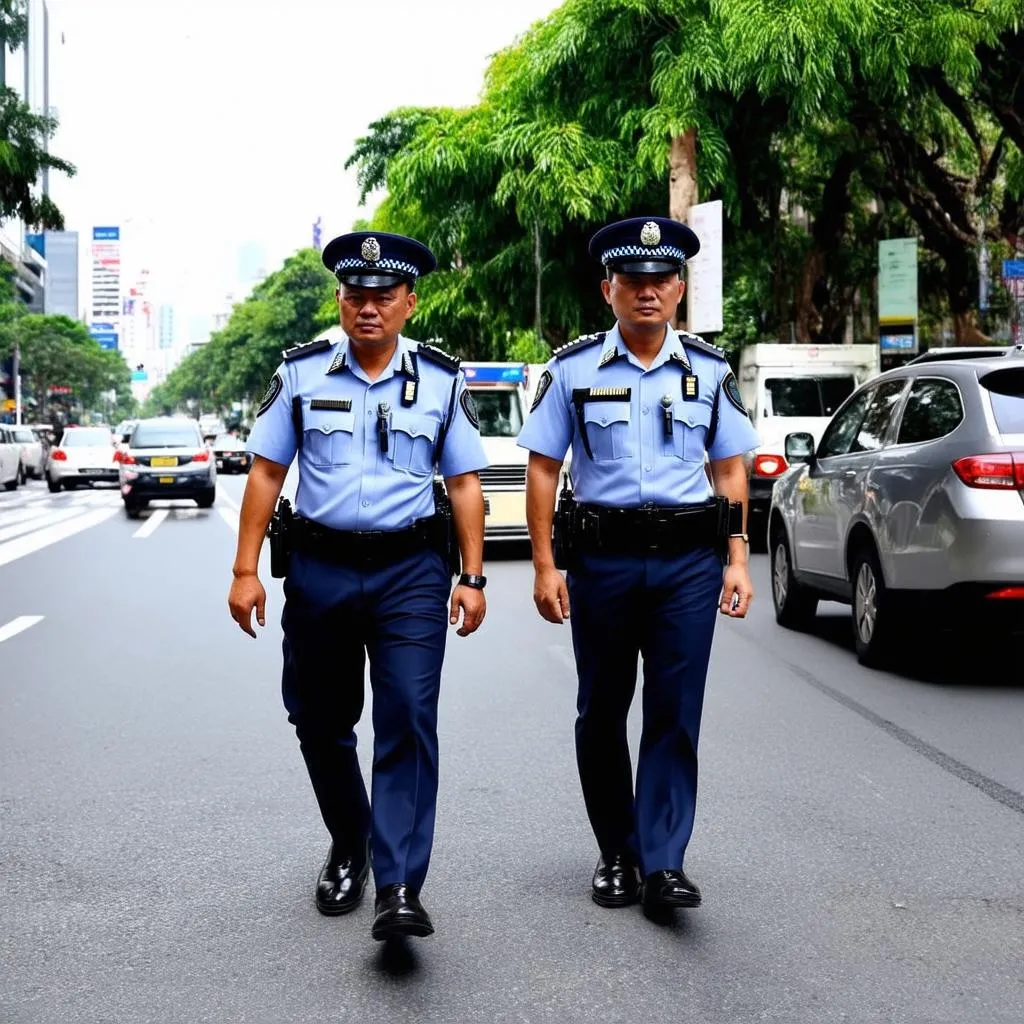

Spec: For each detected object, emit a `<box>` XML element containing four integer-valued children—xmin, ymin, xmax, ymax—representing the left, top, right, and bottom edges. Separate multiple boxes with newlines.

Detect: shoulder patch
<box><xmin>282</xmin><ymin>337</ymin><xmax>332</xmax><ymax>361</ymax></box>
<box><xmin>552</xmin><ymin>332</ymin><xmax>606</xmax><ymax>360</ymax></box>
<box><xmin>256</xmin><ymin>373</ymin><xmax>283</xmax><ymax>417</ymax></box>
<box><xmin>722</xmin><ymin>370</ymin><xmax>745</xmax><ymax>413</ymax></box>
<box><xmin>531</xmin><ymin>369</ymin><xmax>553</xmax><ymax>412</ymax></box>
<box><xmin>459</xmin><ymin>388</ymin><xmax>479</xmax><ymax>429</ymax></box>
<box><xmin>416</xmin><ymin>343</ymin><xmax>460</xmax><ymax>373</ymax></box>
<box><xmin>678</xmin><ymin>331</ymin><xmax>727</xmax><ymax>361</ymax></box>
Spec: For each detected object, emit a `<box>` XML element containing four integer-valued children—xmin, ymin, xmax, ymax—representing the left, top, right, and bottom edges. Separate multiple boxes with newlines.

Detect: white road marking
<box><xmin>218</xmin><ymin>507</ymin><xmax>239</xmax><ymax>533</ymax></box>
<box><xmin>217</xmin><ymin>489</ymin><xmax>240</xmax><ymax>512</ymax></box>
<box><xmin>0</xmin><ymin>615</ymin><xmax>44</xmax><ymax>644</ymax></box>
<box><xmin>0</xmin><ymin>506</ymin><xmax>86</xmax><ymax>544</ymax></box>
<box><xmin>0</xmin><ymin>507</ymin><xmax>119</xmax><ymax>568</ymax></box>
<box><xmin>132</xmin><ymin>509</ymin><xmax>168</xmax><ymax>538</ymax></box>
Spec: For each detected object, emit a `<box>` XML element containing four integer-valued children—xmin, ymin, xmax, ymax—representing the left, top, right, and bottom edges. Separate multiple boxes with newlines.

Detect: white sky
<box><xmin>46</xmin><ymin>0</ymin><xmax>559</xmax><ymax>333</ymax></box>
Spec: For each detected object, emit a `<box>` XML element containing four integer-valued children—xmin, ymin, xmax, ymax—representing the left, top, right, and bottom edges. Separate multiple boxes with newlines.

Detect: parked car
<box><xmin>45</xmin><ymin>425</ymin><xmax>119</xmax><ymax>492</ymax></box>
<box><xmin>119</xmin><ymin>417</ymin><xmax>216</xmax><ymax>517</ymax></box>
<box><xmin>768</xmin><ymin>346</ymin><xmax>1024</xmax><ymax>666</ymax></box>
<box><xmin>0</xmin><ymin>425</ymin><xmax>23</xmax><ymax>490</ymax></box>
<box><xmin>7</xmin><ymin>424</ymin><xmax>45</xmax><ymax>479</ymax></box>
<box><xmin>210</xmin><ymin>433</ymin><xmax>252</xmax><ymax>474</ymax></box>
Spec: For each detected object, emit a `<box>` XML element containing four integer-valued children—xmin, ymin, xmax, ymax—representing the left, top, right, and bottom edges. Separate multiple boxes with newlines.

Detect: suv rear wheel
<box><xmin>850</xmin><ymin>545</ymin><xmax>895</xmax><ymax>668</ymax></box>
<box><xmin>771</xmin><ymin>530</ymin><xmax>818</xmax><ymax>629</ymax></box>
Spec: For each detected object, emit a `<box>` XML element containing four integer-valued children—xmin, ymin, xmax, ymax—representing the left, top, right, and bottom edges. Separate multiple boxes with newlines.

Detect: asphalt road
<box><xmin>1</xmin><ymin>472</ymin><xmax>1022</xmax><ymax>1024</ymax></box>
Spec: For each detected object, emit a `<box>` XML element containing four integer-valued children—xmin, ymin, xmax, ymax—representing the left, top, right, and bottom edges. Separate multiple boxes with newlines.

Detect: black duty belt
<box><xmin>574</xmin><ymin>500</ymin><xmax>723</xmax><ymax>556</ymax></box>
<box><xmin>291</xmin><ymin>515</ymin><xmax>438</xmax><ymax>568</ymax></box>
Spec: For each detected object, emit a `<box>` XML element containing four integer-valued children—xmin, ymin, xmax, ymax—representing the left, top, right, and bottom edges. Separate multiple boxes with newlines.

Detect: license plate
<box><xmin>151</xmin><ymin>456</ymin><xmax>178</xmax><ymax>467</ymax></box>
<box><xmin>158</xmin><ymin>476</ymin><xmax>174</xmax><ymax>484</ymax></box>
<box><xmin>216</xmin><ymin>459</ymin><xmax>224</xmax><ymax>468</ymax></box>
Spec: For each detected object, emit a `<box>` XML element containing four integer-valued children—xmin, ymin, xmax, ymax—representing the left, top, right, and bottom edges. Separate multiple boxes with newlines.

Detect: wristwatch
<box><xmin>729</xmin><ymin>533</ymin><xmax>749</xmax><ymax>543</ymax></box>
<box><xmin>458</xmin><ymin>573</ymin><xmax>487</xmax><ymax>590</ymax></box>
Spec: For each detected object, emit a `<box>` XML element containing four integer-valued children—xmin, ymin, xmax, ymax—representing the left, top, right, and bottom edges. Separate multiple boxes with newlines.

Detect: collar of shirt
<box><xmin>325</xmin><ymin>334</ymin><xmax>417</xmax><ymax>385</ymax></box>
<box><xmin>598</xmin><ymin>323</ymin><xmax>691</xmax><ymax>373</ymax></box>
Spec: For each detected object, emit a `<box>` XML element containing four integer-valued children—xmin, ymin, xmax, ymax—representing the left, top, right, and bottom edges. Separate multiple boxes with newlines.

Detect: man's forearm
<box><xmin>710</xmin><ymin>455</ymin><xmax>750</xmax><ymax>567</ymax></box>
<box><xmin>232</xmin><ymin>456</ymin><xmax>289</xmax><ymax>577</ymax></box>
<box><xmin>446</xmin><ymin>472</ymin><xmax>485</xmax><ymax>575</ymax></box>
<box><xmin>526</xmin><ymin>454</ymin><xmax>561</xmax><ymax>570</ymax></box>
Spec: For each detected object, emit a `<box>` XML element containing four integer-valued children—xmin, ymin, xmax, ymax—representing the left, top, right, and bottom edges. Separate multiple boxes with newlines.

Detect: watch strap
<box><xmin>458</xmin><ymin>572</ymin><xmax>487</xmax><ymax>590</ymax></box>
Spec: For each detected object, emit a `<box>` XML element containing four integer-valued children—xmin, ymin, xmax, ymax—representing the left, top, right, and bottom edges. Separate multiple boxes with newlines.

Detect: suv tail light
<box><xmin>193</xmin><ymin>450</ymin><xmax>210</xmax><ymax>462</ymax></box>
<box><xmin>752</xmin><ymin>453</ymin><xmax>789</xmax><ymax>477</ymax></box>
<box><xmin>120</xmin><ymin>453</ymin><xmax>136</xmax><ymax>465</ymax></box>
<box><xmin>51</xmin><ymin>449</ymin><xmax>67</xmax><ymax>461</ymax></box>
<box><xmin>951</xmin><ymin>453</ymin><xmax>1024</xmax><ymax>489</ymax></box>
<box><xmin>986</xmin><ymin>586</ymin><xmax>1024</xmax><ymax>600</ymax></box>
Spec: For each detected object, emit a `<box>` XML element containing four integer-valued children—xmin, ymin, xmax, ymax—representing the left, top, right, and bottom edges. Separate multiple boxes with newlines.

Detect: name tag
<box><xmin>309</xmin><ymin>398</ymin><xmax>353</xmax><ymax>411</ymax></box>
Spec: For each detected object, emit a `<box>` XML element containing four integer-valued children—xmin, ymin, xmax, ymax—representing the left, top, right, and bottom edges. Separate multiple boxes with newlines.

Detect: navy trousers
<box><xmin>280</xmin><ymin>547</ymin><xmax>450</xmax><ymax>892</ymax></box>
<box><xmin>567</xmin><ymin>546</ymin><xmax>723</xmax><ymax>875</ymax></box>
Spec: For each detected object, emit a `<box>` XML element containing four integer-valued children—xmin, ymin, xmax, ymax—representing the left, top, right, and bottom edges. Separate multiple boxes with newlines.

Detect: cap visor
<box><xmin>338</xmin><ymin>272</ymin><xmax>411</xmax><ymax>289</ymax></box>
<box><xmin>609</xmin><ymin>260</ymin><xmax>683</xmax><ymax>275</ymax></box>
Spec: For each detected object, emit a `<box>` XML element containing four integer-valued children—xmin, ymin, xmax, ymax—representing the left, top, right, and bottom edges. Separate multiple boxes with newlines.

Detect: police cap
<box><xmin>588</xmin><ymin>216</ymin><xmax>700</xmax><ymax>275</ymax></box>
<box><xmin>322</xmin><ymin>230</ymin><xmax>437</xmax><ymax>289</ymax></box>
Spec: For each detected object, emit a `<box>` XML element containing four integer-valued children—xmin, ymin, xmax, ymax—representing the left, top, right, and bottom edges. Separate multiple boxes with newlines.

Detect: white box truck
<box><xmin>741</xmin><ymin>343</ymin><xmax>880</xmax><ymax>549</ymax></box>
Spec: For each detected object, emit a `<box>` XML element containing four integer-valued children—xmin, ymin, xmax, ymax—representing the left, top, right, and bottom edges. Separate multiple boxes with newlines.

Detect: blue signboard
<box><xmin>131</xmin><ymin>370</ymin><xmax>148</xmax><ymax>382</ymax></box>
<box><xmin>880</xmin><ymin>334</ymin><xmax>917</xmax><ymax>353</ymax></box>
<box><xmin>92</xmin><ymin>226</ymin><xmax>120</xmax><ymax>241</ymax></box>
<box><xmin>1002</xmin><ymin>260</ymin><xmax>1024</xmax><ymax>279</ymax></box>
<box><xmin>462</xmin><ymin>363</ymin><xmax>526</xmax><ymax>383</ymax></box>
<box><xmin>89</xmin><ymin>322</ymin><xmax>116</xmax><ymax>332</ymax></box>
<box><xmin>90</xmin><ymin>332</ymin><xmax>119</xmax><ymax>350</ymax></box>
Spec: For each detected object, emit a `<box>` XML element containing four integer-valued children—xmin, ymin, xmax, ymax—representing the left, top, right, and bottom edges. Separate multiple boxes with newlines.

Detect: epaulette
<box><xmin>282</xmin><ymin>337</ymin><xmax>332</xmax><ymax>361</ymax></box>
<box><xmin>678</xmin><ymin>331</ymin><xmax>727</xmax><ymax>361</ymax></box>
<box><xmin>552</xmin><ymin>332</ymin><xmax>606</xmax><ymax>360</ymax></box>
<box><xmin>416</xmin><ymin>343</ymin><xmax>460</xmax><ymax>373</ymax></box>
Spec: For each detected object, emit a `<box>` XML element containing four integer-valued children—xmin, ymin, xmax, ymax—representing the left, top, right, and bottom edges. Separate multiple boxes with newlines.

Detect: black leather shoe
<box><xmin>315</xmin><ymin>841</ymin><xmax>369</xmax><ymax>916</ymax></box>
<box><xmin>371</xmin><ymin>883</ymin><xmax>434</xmax><ymax>941</ymax></box>
<box><xmin>591</xmin><ymin>852</ymin><xmax>641</xmax><ymax>908</ymax></box>
<box><xmin>642</xmin><ymin>869</ymin><xmax>702</xmax><ymax>914</ymax></box>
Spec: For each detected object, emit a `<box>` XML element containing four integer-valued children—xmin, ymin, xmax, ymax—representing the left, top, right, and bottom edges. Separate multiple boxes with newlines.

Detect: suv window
<box><xmin>979</xmin><ymin>368</ymin><xmax>1024</xmax><ymax>434</ymax></box>
<box><xmin>818</xmin><ymin>389</ymin><xmax>875</xmax><ymax>457</ymax></box>
<box><xmin>473</xmin><ymin>390</ymin><xmax>524</xmax><ymax>437</ymax></box>
<box><xmin>896</xmin><ymin>378</ymin><xmax>964</xmax><ymax>444</ymax></box>
<box><xmin>131</xmin><ymin>422</ymin><xmax>201</xmax><ymax>448</ymax></box>
<box><xmin>62</xmin><ymin>428</ymin><xmax>113</xmax><ymax>447</ymax></box>
<box><xmin>849</xmin><ymin>379</ymin><xmax>908</xmax><ymax>453</ymax></box>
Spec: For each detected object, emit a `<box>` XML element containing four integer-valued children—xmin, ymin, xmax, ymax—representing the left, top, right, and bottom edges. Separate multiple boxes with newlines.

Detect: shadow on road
<box><xmin>371</xmin><ymin>937</ymin><xmax>420</xmax><ymax>978</ymax></box>
<box><xmin>802</xmin><ymin>604</ymin><xmax>1023</xmax><ymax>689</ymax></box>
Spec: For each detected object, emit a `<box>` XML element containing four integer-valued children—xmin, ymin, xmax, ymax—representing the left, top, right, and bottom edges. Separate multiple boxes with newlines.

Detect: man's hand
<box><xmin>229</xmin><ymin>572</ymin><xmax>267</xmax><ymax>638</ymax></box>
<box><xmin>450</xmin><ymin>584</ymin><xmax>486</xmax><ymax>637</ymax></box>
<box><xmin>720</xmin><ymin>563</ymin><xmax>753</xmax><ymax>618</ymax></box>
<box><xmin>534</xmin><ymin>566</ymin><xmax>570</xmax><ymax>624</ymax></box>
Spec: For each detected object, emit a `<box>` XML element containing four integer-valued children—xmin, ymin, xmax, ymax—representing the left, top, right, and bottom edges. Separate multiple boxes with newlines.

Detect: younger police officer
<box><xmin>228</xmin><ymin>231</ymin><xmax>489</xmax><ymax>942</ymax></box>
<box><xmin>517</xmin><ymin>216</ymin><xmax>759</xmax><ymax>920</ymax></box>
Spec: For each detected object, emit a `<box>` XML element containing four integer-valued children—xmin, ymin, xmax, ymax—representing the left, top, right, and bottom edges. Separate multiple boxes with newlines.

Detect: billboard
<box><xmin>878</xmin><ymin>238</ymin><xmax>918</xmax><ymax>326</ymax></box>
<box><xmin>93</xmin><ymin>226</ymin><xmax>120</xmax><ymax>241</ymax></box>
<box><xmin>686</xmin><ymin>200</ymin><xmax>724</xmax><ymax>334</ymax></box>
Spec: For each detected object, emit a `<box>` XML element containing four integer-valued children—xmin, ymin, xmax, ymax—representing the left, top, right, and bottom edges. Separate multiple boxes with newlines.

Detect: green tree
<box><xmin>0</xmin><ymin>0</ymin><xmax>75</xmax><ymax>228</ymax></box>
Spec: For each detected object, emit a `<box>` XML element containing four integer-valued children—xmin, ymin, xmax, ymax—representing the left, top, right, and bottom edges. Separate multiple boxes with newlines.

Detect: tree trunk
<box><xmin>947</xmin><ymin>248</ymin><xmax>992</xmax><ymax>345</ymax></box>
<box><xmin>533</xmin><ymin>222</ymin><xmax>543</xmax><ymax>342</ymax></box>
<box><xmin>669</xmin><ymin>129</ymin><xmax>699</xmax><ymax>222</ymax></box>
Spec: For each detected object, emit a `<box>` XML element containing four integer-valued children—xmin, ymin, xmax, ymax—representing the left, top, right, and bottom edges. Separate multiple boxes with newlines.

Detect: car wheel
<box><xmin>46</xmin><ymin>475</ymin><xmax>61</xmax><ymax>493</ymax></box>
<box><xmin>851</xmin><ymin>545</ymin><xmax>894</xmax><ymax>668</ymax></box>
<box><xmin>124</xmin><ymin>500</ymin><xmax>142</xmax><ymax>519</ymax></box>
<box><xmin>18</xmin><ymin>463</ymin><xmax>26</xmax><ymax>486</ymax></box>
<box><xmin>3</xmin><ymin>475</ymin><xmax>17</xmax><ymax>491</ymax></box>
<box><xmin>196</xmin><ymin>489</ymin><xmax>215</xmax><ymax>509</ymax></box>
<box><xmin>771</xmin><ymin>530</ymin><xmax>818</xmax><ymax>629</ymax></box>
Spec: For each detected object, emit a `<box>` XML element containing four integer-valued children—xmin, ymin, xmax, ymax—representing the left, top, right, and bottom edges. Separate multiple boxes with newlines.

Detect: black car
<box><xmin>211</xmin><ymin>433</ymin><xmax>252</xmax><ymax>474</ymax></box>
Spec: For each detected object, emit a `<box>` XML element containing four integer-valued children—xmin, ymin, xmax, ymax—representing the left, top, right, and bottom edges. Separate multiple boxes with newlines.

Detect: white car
<box><xmin>0</xmin><ymin>425</ymin><xmax>23</xmax><ymax>490</ymax></box>
<box><xmin>7</xmin><ymin>425</ymin><xmax>45</xmax><ymax>479</ymax></box>
<box><xmin>46</xmin><ymin>425</ymin><xmax>120</xmax><ymax>492</ymax></box>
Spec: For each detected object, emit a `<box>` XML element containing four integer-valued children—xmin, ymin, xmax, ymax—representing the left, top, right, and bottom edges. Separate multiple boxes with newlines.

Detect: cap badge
<box><xmin>360</xmin><ymin>237</ymin><xmax>381</xmax><ymax>263</ymax></box>
<box><xmin>640</xmin><ymin>221</ymin><xmax>661</xmax><ymax>248</ymax></box>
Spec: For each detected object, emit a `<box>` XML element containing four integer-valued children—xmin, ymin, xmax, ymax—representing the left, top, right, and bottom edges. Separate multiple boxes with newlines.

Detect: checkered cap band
<box><xmin>601</xmin><ymin>244</ymin><xmax>687</xmax><ymax>265</ymax></box>
<box><xmin>334</xmin><ymin>257</ymin><xmax>419</xmax><ymax>277</ymax></box>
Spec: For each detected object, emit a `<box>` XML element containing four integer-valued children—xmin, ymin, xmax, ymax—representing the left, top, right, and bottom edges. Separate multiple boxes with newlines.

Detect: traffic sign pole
<box><xmin>13</xmin><ymin>342</ymin><xmax>20</xmax><ymax>426</ymax></box>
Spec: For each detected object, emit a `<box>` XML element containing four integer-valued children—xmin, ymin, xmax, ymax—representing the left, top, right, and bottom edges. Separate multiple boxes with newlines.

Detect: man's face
<box><xmin>338</xmin><ymin>281</ymin><xmax>417</xmax><ymax>344</ymax></box>
<box><xmin>601</xmin><ymin>271</ymin><xmax>684</xmax><ymax>329</ymax></box>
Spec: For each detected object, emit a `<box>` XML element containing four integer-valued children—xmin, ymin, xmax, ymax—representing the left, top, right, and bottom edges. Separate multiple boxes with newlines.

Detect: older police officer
<box><xmin>518</xmin><ymin>216</ymin><xmax>758</xmax><ymax>920</ymax></box>
<box><xmin>228</xmin><ymin>231</ymin><xmax>488</xmax><ymax>942</ymax></box>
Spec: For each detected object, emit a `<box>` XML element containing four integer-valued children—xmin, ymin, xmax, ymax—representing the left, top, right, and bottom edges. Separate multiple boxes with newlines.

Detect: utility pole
<box><xmin>13</xmin><ymin>341</ymin><xmax>21</xmax><ymax>425</ymax></box>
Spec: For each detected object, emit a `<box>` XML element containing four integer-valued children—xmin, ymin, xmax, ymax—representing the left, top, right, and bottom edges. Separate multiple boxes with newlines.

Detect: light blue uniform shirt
<box><xmin>517</xmin><ymin>324</ymin><xmax>759</xmax><ymax>508</ymax></box>
<box><xmin>247</xmin><ymin>334</ymin><xmax>488</xmax><ymax>531</ymax></box>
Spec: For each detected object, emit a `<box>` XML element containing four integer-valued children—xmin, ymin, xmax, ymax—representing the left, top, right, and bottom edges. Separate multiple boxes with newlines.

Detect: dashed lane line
<box><xmin>132</xmin><ymin>509</ymin><xmax>168</xmax><ymax>539</ymax></box>
<box><xmin>0</xmin><ymin>507</ymin><xmax>120</xmax><ymax>569</ymax></box>
<box><xmin>218</xmin><ymin>507</ymin><xmax>239</xmax><ymax>533</ymax></box>
<box><xmin>0</xmin><ymin>615</ymin><xmax>44</xmax><ymax>644</ymax></box>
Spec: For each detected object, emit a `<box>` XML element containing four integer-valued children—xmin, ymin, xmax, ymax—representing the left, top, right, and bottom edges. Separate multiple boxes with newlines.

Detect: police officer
<box><xmin>517</xmin><ymin>216</ymin><xmax>759</xmax><ymax>920</ymax></box>
<box><xmin>227</xmin><ymin>231</ymin><xmax>489</xmax><ymax>942</ymax></box>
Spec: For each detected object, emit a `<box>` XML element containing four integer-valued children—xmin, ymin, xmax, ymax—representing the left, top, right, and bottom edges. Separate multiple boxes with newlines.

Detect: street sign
<box><xmin>686</xmin><ymin>200</ymin><xmax>723</xmax><ymax>333</ymax></box>
<box><xmin>1001</xmin><ymin>259</ymin><xmax>1024</xmax><ymax>279</ymax></box>
<box><xmin>131</xmin><ymin>370</ymin><xmax>148</xmax><ymax>382</ymax></box>
<box><xmin>880</xmin><ymin>333</ymin><xmax>918</xmax><ymax>354</ymax></box>
<box><xmin>879</xmin><ymin>238</ymin><xmax>918</xmax><ymax>326</ymax></box>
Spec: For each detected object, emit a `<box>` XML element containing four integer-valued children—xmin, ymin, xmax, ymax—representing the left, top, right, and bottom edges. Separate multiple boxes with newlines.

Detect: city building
<box><xmin>25</xmin><ymin>230</ymin><xmax>79</xmax><ymax>317</ymax></box>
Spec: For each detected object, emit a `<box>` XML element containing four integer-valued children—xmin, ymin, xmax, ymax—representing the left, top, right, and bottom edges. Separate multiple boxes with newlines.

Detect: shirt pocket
<box><xmin>583</xmin><ymin>402</ymin><xmax>633</xmax><ymax>461</ymax></box>
<box><xmin>389</xmin><ymin>411</ymin><xmax>437</xmax><ymax>476</ymax></box>
<box><xmin>304</xmin><ymin>410</ymin><xmax>356</xmax><ymax>467</ymax></box>
<box><xmin>666</xmin><ymin>402</ymin><xmax>712</xmax><ymax>462</ymax></box>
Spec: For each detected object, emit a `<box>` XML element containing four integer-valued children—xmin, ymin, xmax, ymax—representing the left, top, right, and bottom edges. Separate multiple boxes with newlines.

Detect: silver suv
<box><xmin>769</xmin><ymin>346</ymin><xmax>1024</xmax><ymax>666</ymax></box>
